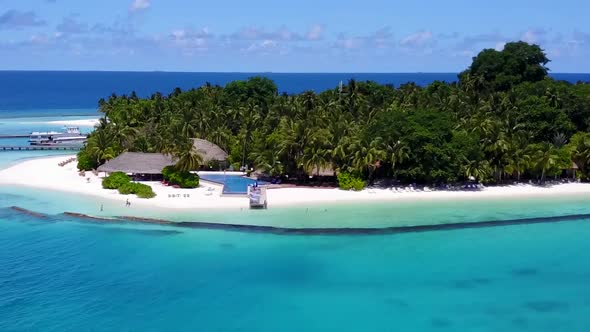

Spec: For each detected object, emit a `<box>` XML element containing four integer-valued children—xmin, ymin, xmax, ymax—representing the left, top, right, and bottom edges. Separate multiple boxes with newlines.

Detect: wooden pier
<box><xmin>248</xmin><ymin>186</ymin><xmax>268</xmax><ymax>209</ymax></box>
<box><xmin>0</xmin><ymin>145</ymin><xmax>83</xmax><ymax>151</ymax></box>
<box><xmin>0</xmin><ymin>134</ymin><xmax>30</xmax><ymax>139</ymax></box>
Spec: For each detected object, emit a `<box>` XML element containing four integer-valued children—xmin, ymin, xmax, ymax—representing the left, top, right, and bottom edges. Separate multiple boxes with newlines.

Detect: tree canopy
<box><xmin>460</xmin><ymin>41</ymin><xmax>550</xmax><ymax>92</ymax></box>
<box><xmin>79</xmin><ymin>41</ymin><xmax>590</xmax><ymax>187</ymax></box>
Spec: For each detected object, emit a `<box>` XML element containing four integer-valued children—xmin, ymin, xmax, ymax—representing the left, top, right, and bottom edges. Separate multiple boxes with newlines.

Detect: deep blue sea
<box><xmin>1</xmin><ymin>71</ymin><xmax>589</xmax><ymax>111</ymax></box>
<box><xmin>1</xmin><ymin>71</ymin><xmax>590</xmax><ymax>331</ymax></box>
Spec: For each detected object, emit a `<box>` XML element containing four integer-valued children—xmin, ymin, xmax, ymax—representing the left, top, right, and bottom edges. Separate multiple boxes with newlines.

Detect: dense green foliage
<box><xmin>460</xmin><ymin>42</ymin><xmax>550</xmax><ymax>92</ymax></box>
<box><xmin>102</xmin><ymin>172</ymin><xmax>156</xmax><ymax>198</ymax></box>
<box><xmin>102</xmin><ymin>172</ymin><xmax>130</xmax><ymax>189</ymax></box>
<box><xmin>82</xmin><ymin>41</ymin><xmax>590</xmax><ymax>186</ymax></box>
<box><xmin>162</xmin><ymin>166</ymin><xmax>200</xmax><ymax>188</ymax></box>
<box><xmin>117</xmin><ymin>182</ymin><xmax>156</xmax><ymax>198</ymax></box>
<box><xmin>76</xmin><ymin>150</ymin><xmax>98</xmax><ymax>171</ymax></box>
<box><xmin>337</xmin><ymin>172</ymin><xmax>366</xmax><ymax>191</ymax></box>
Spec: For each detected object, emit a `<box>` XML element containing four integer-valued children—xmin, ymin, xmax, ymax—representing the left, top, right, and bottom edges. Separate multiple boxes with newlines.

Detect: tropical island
<box><xmin>2</xmin><ymin>41</ymin><xmax>590</xmax><ymax>210</ymax></box>
<box><xmin>83</xmin><ymin>41</ymin><xmax>590</xmax><ymax>185</ymax></box>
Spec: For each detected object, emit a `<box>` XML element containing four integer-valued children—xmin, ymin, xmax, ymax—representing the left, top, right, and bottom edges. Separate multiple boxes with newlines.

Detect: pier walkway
<box><xmin>0</xmin><ymin>134</ymin><xmax>30</xmax><ymax>139</ymax></box>
<box><xmin>0</xmin><ymin>146</ymin><xmax>83</xmax><ymax>151</ymax></box>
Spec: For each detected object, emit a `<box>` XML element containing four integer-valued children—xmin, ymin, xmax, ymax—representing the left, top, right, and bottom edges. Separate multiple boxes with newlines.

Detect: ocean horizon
<box><xmin>1</xmin><ymin>71</ymin><xmax>589</xmax><ymax>111</ymax></box>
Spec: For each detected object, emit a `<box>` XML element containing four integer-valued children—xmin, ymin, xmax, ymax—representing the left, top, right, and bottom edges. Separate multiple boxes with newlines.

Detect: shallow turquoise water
<box><xmin>2</xmin><ymin>116</ymin><xmax>590</xmax><ymax>331</ymax></box>
<box><xmin>0</xmin><ymin>114</ymin><xmax>97</xmax><ymax>146</ymax></box>
<box><xmin>1</xmin><ymin>208</ymin><xmax>589</xmax><ymax>331</ymax></box>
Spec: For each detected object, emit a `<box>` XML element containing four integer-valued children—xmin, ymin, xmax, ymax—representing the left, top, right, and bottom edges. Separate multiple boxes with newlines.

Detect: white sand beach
<box><xmin>1</xmin><ymin>155</ymin><xmax>590</xmax><ymax>210</ymax></box>
<box><xmin>47</xmin><ymin>119</ymin><xmax>99</xmax><ymax>127</ymax></box>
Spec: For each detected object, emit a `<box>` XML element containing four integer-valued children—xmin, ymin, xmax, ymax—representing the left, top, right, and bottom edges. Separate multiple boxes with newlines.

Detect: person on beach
<box><xmin>100</xmin><ymin>204</ymin><xmax>103</xmax><ymax>212</ymax></box>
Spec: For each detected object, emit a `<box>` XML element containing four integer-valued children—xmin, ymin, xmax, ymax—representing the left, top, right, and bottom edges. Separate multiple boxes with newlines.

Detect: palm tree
<box><xmin>87</xmin><ymin>130</ymin><xmax>116</xmax><ymax>164</ymax></box>
<box><xmin>462</xmin><ymin>159</ymin><xmax>492</xmax><ymax>182</ymax></box>
<box><xmin>173</xmin><ymin>140</ymin><xmax>203</xmax><ymax>172</ymax></box>
<box><xmin>567</xmin><ymin>132</ymin><xmax>590</xmax><ymax>178</ymax></box>
<box><xmin>532</xmin><ymin>143</ymin><xmax>559</xmax><ymax>183</ymax></box>
<box><xmin>552</xmin><ymin>133</ymin><xmax>568</xmax><ymax>148</ymax></box>
<box><xmin>351</xmin><ymin>136</ymin><xmax>385</xmax><ymax>182</ymax></box>
<box><xmin>503</xmin><ymin>134</ymin><xmax>531</xmax><ymax>181</ymax></box>
<box><xmin>303</xmin><ymin>146</ymin><xmax>331</xmax><ymax>176</ymax></box>
<box><xmin>384</xmin><ymin>140</ymin><xmax>410</xmax><ymax>174</ymax></box>
<box><xmin>250</xmin><ymin>148</ymin><xmax>283</xmax><ymax>176</ymax></box>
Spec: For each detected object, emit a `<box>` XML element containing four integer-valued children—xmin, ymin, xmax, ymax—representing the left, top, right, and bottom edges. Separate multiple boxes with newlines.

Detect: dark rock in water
<box><xmin>63</xmin><ymin>212</ymin><xmax>118</xmax><ymax>222</ymax></box>
<box><xmin>524</xmin><ymin>301</ymin><xmax>569</xmax><ymax>313</ymax></box>
<box><xmin>116</xmin><ymin>215</ymin><xmax>172</xmax><ymax>225</ymax></box>
<box><xmin>219</xmin><ymin>243</ymin><xmax>235</xmax><ymax>249</ymax></box>
<box><xmin>10</xmin><ymin>206</ymin><xmax>47</xmax><ymax>218</ymax></box>
<box><xmin>430</xmin><ymin>318</ymin><xmax>452</xmax><ymax>328</ymax></box>
<box><xmin>102</xmin><ymin>228</ymin><xmax>182</xmax><ymax>236</ymax></box>
<box><xmin>511</xmin><ymin>268</ymin><xmax>538</xmax><ymax>276</ymax></box>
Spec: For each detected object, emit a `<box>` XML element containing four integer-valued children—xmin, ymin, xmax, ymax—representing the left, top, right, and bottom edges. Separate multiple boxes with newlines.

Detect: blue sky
<box><xmin>0</xmin><ymin>0</ymin><xmax>589</xmax><ymax>72</ymax></box>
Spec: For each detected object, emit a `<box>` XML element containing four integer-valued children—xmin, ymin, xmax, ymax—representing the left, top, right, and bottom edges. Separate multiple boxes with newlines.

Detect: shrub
<box><xmin>134</xmin><ymin>183</ymin><xmax>157</xmax><ymax>198</ymax></box>
<box><xmin>117</xmin><ymin>182</ymin><xmax>136</xmax><ymax>195</ymax></box>
<box><xmin>162</xmin><ymin>166</ymin><xmax>199</xmax><ymax>188</ymax></box>
<box><xmin>162</xmin><ymin>165</ymin><xmax>174</xmax><ymax>179</ymax></box>
<box><xmin>117</xmin><ymin>182</ymin><xmax>156</xmax><ymax>198</ymax></box>
<box><xmin>77</xmin><ymin>150</ymin><xmax>97</xmax><ymax>171</ymax></box>
<box><xmin>102</xmin><ymin>172</ymin><xmax>130</xmax><ymax>189</ymax></box>
<box><xmin>207</xmin><ymin>160</ymin><xmax>222</xmax><ymax>171</ymax></box>
<box><xmin>337</xmin><ymin>172</ymin><xmax>366</xmax><ymax>191</ymax></box>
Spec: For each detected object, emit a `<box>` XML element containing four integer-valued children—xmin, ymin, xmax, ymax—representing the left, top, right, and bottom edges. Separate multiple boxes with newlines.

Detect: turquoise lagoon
<box><xmin>2</xmin><ymin>140</ymin><xmax>590</xmax><ymax>331</ymax></box>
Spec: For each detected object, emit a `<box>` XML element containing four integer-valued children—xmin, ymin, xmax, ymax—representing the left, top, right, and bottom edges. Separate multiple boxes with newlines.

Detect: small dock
<box><xmin>0</xmin><ymin>134</ymin><xmax>30</xmax><ymax>139</ymax></box>
<box><xmin>248</xmin><ymin>186</ymin><xmax>268</xmax><ymax>209</ymax></box>
<box><xmin>0</xmin><ymin>146</ymin><xmax>83</xmax><ymax>151</ymax></box>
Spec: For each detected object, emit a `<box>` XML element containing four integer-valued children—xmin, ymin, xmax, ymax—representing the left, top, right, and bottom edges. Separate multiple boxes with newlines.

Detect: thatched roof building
<box><xmin>192</xmin><ymin>138</ymin><xmax>228</xmax><ymax>162</ymax></box>
<box><xmin>97</xmin><ymin>152</ymin><xmax>175</xmax><ymax>174</ymax></box>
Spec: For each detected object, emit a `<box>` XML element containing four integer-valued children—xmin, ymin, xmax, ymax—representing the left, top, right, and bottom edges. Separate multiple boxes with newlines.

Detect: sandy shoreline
<box><xmin>47</xmin><ymin>119</ymin><xmax>99</xmax><ymax>127</ymax></box>
<box><xmin>1</xmin><ymin>155</ymin><xmax>590</xmax><ymax>210</ymax></box>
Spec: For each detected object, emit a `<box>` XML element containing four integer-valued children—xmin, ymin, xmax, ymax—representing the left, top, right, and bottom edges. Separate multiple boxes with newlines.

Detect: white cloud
<box><xmin>334</xmin><ymin>36</ymin><xmax>364</xmax><ymax>50</ymax></box>
<box><xmin>168</xmin><ymin>28</ymin><xmax>211</xmax><ymax>52</ymax></box>
<box><xmin>400</xmin><ymin>31</ymin><xmax>433</xmax><ymax>48</ymax></box>
<box><xmin>241</xmin><ymin>39</ymin><xmax>288</xmax><ymax>55</ymax></box>
<box><xmin>521</xmin><ymin>29</ymin><xmax>547</xmax><ymax>44</ymax></box>
<box><xmin>30</xmin><ymin>33</ymin><xmax>50</xmax><ymax>45</ymax></box>
<box><xmin>130</xmin><ymin>0</ymin><xmax>151</xmax><ymax>12</ymax></box>
<box><xmin>56</xmin><ymin>15</ymin><xmax>89</xmax><ymax>34</ymax></box>
<box><xmin>0</xmin><ymin>10</ymin><xmax>46</xmax><ymax>29</ymax></box>
<box><xmin>332</xmin><ymin>28</ymin><xmax>394</xmax><ymax>50</ymax></box>
<box><xmin>495</xmin><ymin>41</ymin><xmax>506</xmax><ymax>51</ymax></box>
<box><xmin>231</xmin><ymin>26</ymin><xmax>302</xmax><ymax>42</ymax></box>
<box><xmin>305</xmin><ymin>24</ymin><xmax>324</xmax><ymax>41</ymax></box>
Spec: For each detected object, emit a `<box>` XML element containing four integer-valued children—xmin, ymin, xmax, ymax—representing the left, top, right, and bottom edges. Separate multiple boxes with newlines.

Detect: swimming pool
<box><xmin>198</xmin><ymin>173</ymin><xmax>267</xmax><ymax>194</ymax></box>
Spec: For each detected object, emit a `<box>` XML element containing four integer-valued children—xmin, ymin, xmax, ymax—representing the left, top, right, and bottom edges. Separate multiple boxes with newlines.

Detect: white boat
<box><xmin>28</xmin><ymin>127</ymin><xmax>87</xmax><ymax>146</ymax></box>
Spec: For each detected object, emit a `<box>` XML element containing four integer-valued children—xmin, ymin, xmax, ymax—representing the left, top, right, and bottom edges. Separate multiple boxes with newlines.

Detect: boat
<box><xmin>28</xmin><ymin>127</ymin><xmax>87</xmax><ymax>146</ymax></box>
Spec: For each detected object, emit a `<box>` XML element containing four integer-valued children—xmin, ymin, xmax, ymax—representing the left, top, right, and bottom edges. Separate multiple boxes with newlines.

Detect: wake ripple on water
<box><xmin>4</xmin><ymin>205</ymin><xmax>590</xmax><ymax>236</ymax></box>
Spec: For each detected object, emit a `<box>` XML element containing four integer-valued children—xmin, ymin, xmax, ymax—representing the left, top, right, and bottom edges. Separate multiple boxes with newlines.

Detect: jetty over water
<box><xmin>0</xmin><ymin>134</ymin><xmax>30</xmax><ymax>139</ymax></box>
<box><xmin>248</xmin><ymin>186</ymin><xmax>268</xmax><ymax>209</ymax></box>
<box><xmin>0</xmin><ymin>145</ymin><xmax>83</xmax><ymax>151</ymax></box>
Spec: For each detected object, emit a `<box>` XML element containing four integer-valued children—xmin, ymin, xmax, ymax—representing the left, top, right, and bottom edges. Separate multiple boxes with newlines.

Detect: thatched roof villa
<box><xmin>97</xmin><ymin>152</ymin><xmax>175</xmax><ymax>175</ymax></box>
<box><xmin>192</xmin><ymin>138</ymin><xmax>228</xmax><ymax>163</ymax></box>
<box><xmin>97</xmin><ymin>139</ymin><xmax>229</xmax><ymax>176</ymax></box>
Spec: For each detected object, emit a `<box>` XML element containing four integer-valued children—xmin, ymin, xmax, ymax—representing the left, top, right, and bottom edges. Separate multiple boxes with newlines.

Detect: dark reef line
<box><xmin>5</xmin><ymin>206</ymin><xmax>590</xmax><ymax>236</ymax></box>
